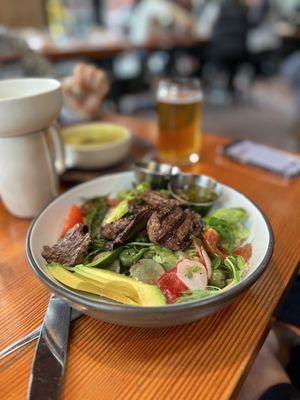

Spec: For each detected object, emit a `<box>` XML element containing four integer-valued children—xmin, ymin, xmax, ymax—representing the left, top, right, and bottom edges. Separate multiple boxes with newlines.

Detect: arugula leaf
<box><xmin>83</xmin><ymin>197</ymin><xmax>109</xmax><ymax>262</ymax></box>
<box><xmin>224</xmin><ymin>256</ymin><xmax>240</xmax><ymax>285</ymax></box>
<box><xmin>236</xmin><ymin>255</ymin><xmax>246</xmax><ymax>271</ymax></box>
<box><xmin>85</xmin><ymin>197</ymin><xmax>108</xmax><ymax>239</ymax></box>
<box><xmin>118</xmin><ymin>181</ymin><xmax>150</xmax><ymax>200</ymax></box>
<box><xmin>212</xmin><ymin>255</ymin><xmax>222</xmax><ymax>269</ymax></box>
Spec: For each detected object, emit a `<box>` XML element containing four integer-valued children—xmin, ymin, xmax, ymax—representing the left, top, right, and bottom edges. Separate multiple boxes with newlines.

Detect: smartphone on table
<box><xmin>221</xmin><ymin>140</ymin><xmax>300</xmax><ymax>178</ymax></box>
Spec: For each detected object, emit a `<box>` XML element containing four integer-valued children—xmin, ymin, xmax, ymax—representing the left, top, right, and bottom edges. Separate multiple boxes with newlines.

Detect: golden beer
<box><xmin>157</xmin><ymin>79</ymin><xmax>202</xmax><ymax>165</ymax></box>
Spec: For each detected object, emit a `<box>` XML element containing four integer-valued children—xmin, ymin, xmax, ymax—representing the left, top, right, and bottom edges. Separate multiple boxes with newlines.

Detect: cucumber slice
<box><xmin>130</xmin><ymin>259</ymin><xmax>165</xmax><ymax>285</ymax></box>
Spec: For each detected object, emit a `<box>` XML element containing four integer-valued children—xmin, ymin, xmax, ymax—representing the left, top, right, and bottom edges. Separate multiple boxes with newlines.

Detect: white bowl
<box><xmin>62</xmin><ymin>123</ymin><xmax>132</xmax><ymax>169</ymax></box>
<box><xmin>27</xmin><ymin>172</ymin><xmax>274</xmax><ymax>328</ymax></box>
<box><xmin>0</xmin><ymin>78</ymin><xmax>62</xmax><ymax>136</ymax></box>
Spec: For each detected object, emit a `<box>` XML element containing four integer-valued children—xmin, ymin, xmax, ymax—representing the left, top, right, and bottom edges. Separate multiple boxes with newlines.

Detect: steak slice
<box><xmin>147</xmin><ymin>205</ymin><xmax>203</xmax><ymax>251</ymax></box>
<box><xmin>101</xmin><ymin>217</ymin><xmax>131</xmax><ymax>240</ymax></box>
<box><xmin>101</xmin><ymin>205</ymin><xmax>153</xmax><ymax>249</ymax></box>
<box><xmin>141</xmin><ymin>191</ymin><xmax>180</xmax><ymax>207</ymax></box>
<box><xmin>42</xmin><ymin>223</ymin><xmax>90</xmax><ymax>266</ymax></box>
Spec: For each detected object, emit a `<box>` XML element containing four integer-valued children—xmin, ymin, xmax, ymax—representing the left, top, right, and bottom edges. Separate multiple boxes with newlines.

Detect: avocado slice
<box><xmin>47</xmin><ymin>264</ymin><xmax>166</xmax><ymax>306</ymax></box>
<box><xmin>47</xmin><ymin>264</ymin><xmax>137</xmax><ymax>305</ymax></box>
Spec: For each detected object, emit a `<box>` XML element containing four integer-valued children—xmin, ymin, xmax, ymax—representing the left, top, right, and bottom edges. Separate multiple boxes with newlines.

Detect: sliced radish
<box><xmin>193</xmin><ymin>239</ymin><xmax>212</xmax><ymax>279</ymax></box>
<box><xmin>176</xmin><ymin>259</ymin><xmax>208</xmax><ymax>291</ymax></box>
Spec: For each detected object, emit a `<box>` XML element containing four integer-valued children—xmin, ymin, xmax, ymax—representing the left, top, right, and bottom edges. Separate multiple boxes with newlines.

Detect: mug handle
<box><xmin>48</xmin><ymin>121</ymin><xmax>65</xmax><ymax>175</ymax></box>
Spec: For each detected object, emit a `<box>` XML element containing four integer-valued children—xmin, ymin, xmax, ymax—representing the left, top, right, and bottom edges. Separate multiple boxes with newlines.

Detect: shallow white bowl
<box><xmin>27</xmin><ymin>172</ymin><xmax>274</xmax><ymax>328</ymax></box>
<box><xmin>0</xmin><ymin>78</ymin><xmax>62</xmax><ymax>136</ymax></box>
<box><xmin>63</xmin><ymin>123</ymin><xmax>132</xmax><ymax>169</ymax></box>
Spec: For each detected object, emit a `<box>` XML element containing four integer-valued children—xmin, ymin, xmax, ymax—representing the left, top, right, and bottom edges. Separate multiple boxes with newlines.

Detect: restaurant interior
<box><xmin>0</xmin><ymin>1</ymin><xmax>300</xmax><ymax>399</ymax></box>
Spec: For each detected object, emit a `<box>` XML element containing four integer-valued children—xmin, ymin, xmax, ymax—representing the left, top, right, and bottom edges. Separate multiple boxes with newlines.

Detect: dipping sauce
<box><xmin>175</xmin><ymin>185</ymin><xmax>217</xmax><ymax>203</ymax></box>
<box><xmin>63</xmin><ymin>124</ymin><xmax>126</xmax><ymax>147</ymax></box>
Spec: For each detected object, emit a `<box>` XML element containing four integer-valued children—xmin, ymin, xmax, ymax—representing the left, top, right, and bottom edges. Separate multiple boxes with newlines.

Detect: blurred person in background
<box><xmin>103</xmin><ymin>0</ymin><xmax>135</xmax><ymax>34</ymax></box>
<box><xmin>192</xmin><ymin>0</ymin><xmax>221</xmax><ymax>38</ymax></box>
<box><xmin>281</xmin><ymin>51</ymin><xmax>300</xmax><ymax>149</ymax></box>
<box><xmin>206</xmin><ymin>0</ymin><xmax>251</xmax><ymax>97</ymax></box>
<box><xmin>204</xmin><ymin>0</ymin><xmax>279</xmax><ymax>99</ymax></box>
<box><xmin>129</xmin><ymin>0</ymin><xmax>196</xmax><ymax>45</ymax></box>
<box><xmin>247</xmin><ymin>0</ymin><xmax>281</xmax><ymax>77</ymax></box>
<box><xmin>0</xmin><ymin>26</ymin><xmax>109</xmax><ymax>119</ymax></box>
<box><xmin>279</xmin><ymin>0</ymin><xmax>300</xmax><ymax>24</ymax></box>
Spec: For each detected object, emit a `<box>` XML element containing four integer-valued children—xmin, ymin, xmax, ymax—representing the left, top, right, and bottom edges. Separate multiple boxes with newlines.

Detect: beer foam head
<box><xmin>157</xmin><ymin>88</ymin><xmax>202</xmax><ymax>104</ymax></box>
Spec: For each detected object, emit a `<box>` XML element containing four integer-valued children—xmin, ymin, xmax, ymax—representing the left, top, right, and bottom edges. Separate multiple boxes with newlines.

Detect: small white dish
<box><xmin>62</xmin><ymin>122</ymin><xmax>132</xmax><ymax>170</ymax></box>
<box><xmin>0</xmin><ymin>78</ymin><xmax>63</xmax><ymax>217</ymax></box>
<box><xmin>0</xmin><ymin>78</ymin><xmax>62</xmax><ymax>137</ymax></box>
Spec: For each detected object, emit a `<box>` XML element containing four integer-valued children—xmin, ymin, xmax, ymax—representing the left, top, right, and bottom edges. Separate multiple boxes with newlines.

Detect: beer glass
<box><xmin>157</xmin><ymin>78</ymin><xmax>202</xmax><ymax>165</ymax></box>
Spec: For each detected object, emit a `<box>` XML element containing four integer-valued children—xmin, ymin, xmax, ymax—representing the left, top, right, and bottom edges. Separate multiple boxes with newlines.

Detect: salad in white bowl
<box><xmin>41</xmin><ymin>181</ymin><xmax>253</xmax><ymax>306</ymax></box>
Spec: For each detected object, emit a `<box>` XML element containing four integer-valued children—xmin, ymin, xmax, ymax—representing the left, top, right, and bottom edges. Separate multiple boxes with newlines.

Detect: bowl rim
<box><xmin>168</xmin><ymin>173</ymin><xmax>222</xmax><ymax>207</ymax></box>
<box><xmin>26</xmin><ymin>172</ymin><xmax>274</xmax><ymax>315</ymax></box>
<box><xmin>62</xmin><ymin>122</ymin><xmax>132</xmax><ymax>152</ymax></box>
<box><xmin>0</xmin><ymin>78</ymin><xmax>61</xmax><ymax>103</ymax></box>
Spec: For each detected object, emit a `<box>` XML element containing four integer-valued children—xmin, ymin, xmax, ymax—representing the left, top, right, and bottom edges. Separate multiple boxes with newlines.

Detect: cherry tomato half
<box><xmin>61</xmin><ymin>204</ymin><xmax>84</xmax><ymax>237</ymax></box>
<box><xmin>157</xmin><ymin>268</ymin><xmax>188</xmax><ymax>304</ymax></box>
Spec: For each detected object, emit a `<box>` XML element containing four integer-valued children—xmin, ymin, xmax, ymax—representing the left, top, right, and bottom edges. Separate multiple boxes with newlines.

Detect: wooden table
<box><xmin>40</xmin><ymin>37</ymin><xmax>208</xmax><ymax>62</ymax></box>
<box><xmin>0</xmin><ymin>28</ymin><xmax>208</xmax><ymax>62</ymax></box>
<box><xmin>0</xmin><ymin>115</ymin><xmax>299</xmax><ymax>400</ymax></box>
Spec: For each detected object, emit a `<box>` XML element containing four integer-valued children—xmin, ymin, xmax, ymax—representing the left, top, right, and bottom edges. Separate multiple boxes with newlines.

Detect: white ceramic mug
<box><xmin>0</xmin><ymin>78</ymin><xmax>63</xmax><ymax>218</ymax></box>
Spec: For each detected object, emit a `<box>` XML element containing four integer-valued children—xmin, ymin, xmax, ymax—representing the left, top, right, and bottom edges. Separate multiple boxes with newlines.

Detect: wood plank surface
<box><xmin>0</xmin><ymin>115</ymin><xmax>299</xmax><ymax>400</ymax></box>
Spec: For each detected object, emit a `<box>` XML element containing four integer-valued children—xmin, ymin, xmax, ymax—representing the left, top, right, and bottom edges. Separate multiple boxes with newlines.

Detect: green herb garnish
<box><xmin>186</xmin><ymin>265</ymin><xmax>201</xmax><ymax>279</ymax></box>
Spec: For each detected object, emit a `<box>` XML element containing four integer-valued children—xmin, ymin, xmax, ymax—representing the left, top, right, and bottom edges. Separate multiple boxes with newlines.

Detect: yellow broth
<box><xmin>63</xmin><ymin>125</ymin><xmax>126</xmax><ymax>147</ymax></box>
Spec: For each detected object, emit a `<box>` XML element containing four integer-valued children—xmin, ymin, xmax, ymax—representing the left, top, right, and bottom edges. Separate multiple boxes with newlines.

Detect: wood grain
<box><xmin>0</xmin><ymin>115</ymin><xmax>299</xmax><ymax>400</ymax></box>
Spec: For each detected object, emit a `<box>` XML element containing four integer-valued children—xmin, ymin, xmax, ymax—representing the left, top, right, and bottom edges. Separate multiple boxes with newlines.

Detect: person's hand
<box><xmin>62</xmin><ymin>63</ymin><xmax>109</xmax><ymax>118</ymax></box>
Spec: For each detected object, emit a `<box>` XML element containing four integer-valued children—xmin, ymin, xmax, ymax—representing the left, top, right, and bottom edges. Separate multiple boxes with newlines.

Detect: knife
<box><xmin>27</xmin><ymin>295</ymin><xmax>71</xmax><ymax>400</ymax></box>
<box><xmin>0</xmin><ymin>308</ymin><xmax>81</xmax><ymax>361</ymax></box>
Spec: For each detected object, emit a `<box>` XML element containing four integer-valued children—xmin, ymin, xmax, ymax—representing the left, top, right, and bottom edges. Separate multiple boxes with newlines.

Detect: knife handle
<box><xmin>27</xmin><ymin>297</ymin><xmax>71</xmax><ymax>400</ymax></box>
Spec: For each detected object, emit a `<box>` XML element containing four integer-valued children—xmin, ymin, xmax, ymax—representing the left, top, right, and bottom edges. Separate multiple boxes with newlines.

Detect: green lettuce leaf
<box><xmin>207</xmin><ymin>208</ymin><xmax>248</xmax><ymax>224</ymax></box>
<box><xmin>205</xmin><ymin>208</ymin><xmax>250</xmax><ymax>251</ymax></box>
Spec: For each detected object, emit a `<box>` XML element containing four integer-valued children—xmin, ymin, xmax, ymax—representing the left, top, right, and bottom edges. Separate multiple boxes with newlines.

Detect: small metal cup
<box><xmin>168</xmin><ymin>173</ymin><xmax>222</xmax><ymax>215</ymax></box>
<box><xmin>134</xmin><ymin>161</ymin><xmax>181</xmax><ymax>189</ymax></box>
